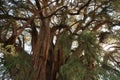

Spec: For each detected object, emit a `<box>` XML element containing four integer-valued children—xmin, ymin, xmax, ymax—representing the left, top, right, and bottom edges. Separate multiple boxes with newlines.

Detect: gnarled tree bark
<box><xmin>32</xmin><ymin>18</ymin><xmax>50</xmax><ymax>80</ymax></box>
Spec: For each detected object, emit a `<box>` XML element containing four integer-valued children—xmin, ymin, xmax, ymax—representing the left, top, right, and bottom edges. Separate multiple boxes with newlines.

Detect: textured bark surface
<box><xmin>32</xmin><ymin>19</ymin><xmax>50</xmax><ymax>80</ymax></box>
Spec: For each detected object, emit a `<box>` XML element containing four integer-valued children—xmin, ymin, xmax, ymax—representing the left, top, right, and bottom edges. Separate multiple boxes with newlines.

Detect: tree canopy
<box><xmin>0</xmin><ymin>0</ymin><xmax>120</xmax><ymax>80</ymax></box>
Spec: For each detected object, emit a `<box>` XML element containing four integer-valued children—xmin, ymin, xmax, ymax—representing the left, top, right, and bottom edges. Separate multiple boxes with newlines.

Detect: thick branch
<box><xmin>44</xmin><ymin>5</ymin><xmax>67</xmax><ymax>18</ymax></box>
<box><xmin>15</xmin><ymin>1</ymin><xmax>56</xmax><ymax>39</ymax></box>
<box><xmin>93</xmin><ymin>20</ymin><xmax>111</xmax><ymax>31</ymax></box>
<box><xmin>0</xmin><ymin>14</ymin><xmax>28</xmax><ymax>20</ymax></box>
<box><xmin>68</xmin><ymin>0</ymin><xmax>91</xmax><ymax>15</ymax></box>
<box><xmin>35</xmin><ymin>0</ymin><xmax>41</xmax><ymax>10</ymax></box>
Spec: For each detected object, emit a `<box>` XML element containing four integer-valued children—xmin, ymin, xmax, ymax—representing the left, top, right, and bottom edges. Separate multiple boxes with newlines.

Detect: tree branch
<box><xmin>93</xmin><ymin>20</ymin><xmax>111</xmax><ymax>31</ymax></box>
<box><xmin>0</xmin><ymin>14</ymin><xmax>28</xmax><ymax>20</ymax></box>
<box><xmin>44</xmin><ymin>6</ymin><xmax>67</xmax><ymax>18</ymax></box>
<box><xmin>68</xmin><ymin>0</ymin><xmax>91</xmax><ymax>15</ymax></box>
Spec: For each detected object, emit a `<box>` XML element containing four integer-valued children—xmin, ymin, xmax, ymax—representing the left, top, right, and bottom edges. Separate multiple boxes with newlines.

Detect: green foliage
<box><xmin>59</xmin><ymin>32</ymin><xmax>73</xmax><ymax>54</ymax></box>
<box><xmin>111</xmin><ymin>0</ymin><xmax>120</xmax><ymax>11</ymax></box>
<box><xmin>98</xmin><ymin>62</ymin><xmax>120</xmax><ymax>80</ymax></box>
<box><xmin>54</xmin><ymin>31</ymin><xmax>73</xmax><ymax>62</ymax></box>
<box><xmin>59</xmin><ymin>31</ymin><xmax>100</xmax><ymax>80</ymax></box>
<box><xmin>60</xmin><ymin>56</ymin><xmax>86</xmax><ymax>80</ymax></box>
<box><xmin>59</xmin><ymin>30</ymin><xmax>120</xmax><ymax>80</ymax></box>
<box><xmin>0</xmin><ymin>43</ymin><xmax>32</xmax><ymax>79</ymax></box>
<box><xmin>78</xmin><ymin>31</ymin><xmax>100</xmax><ymax>62</ymax></box>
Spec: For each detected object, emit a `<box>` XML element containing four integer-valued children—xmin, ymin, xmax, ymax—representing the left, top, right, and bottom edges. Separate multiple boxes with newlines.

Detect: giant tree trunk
<box><xmin>32</xmin><ymin>18</ymin><xmax>50</xmax><ymax>80</ymax></box>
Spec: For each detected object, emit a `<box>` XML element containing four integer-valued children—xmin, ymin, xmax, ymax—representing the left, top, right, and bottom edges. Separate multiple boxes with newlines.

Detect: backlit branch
<box><xmin>0</xmin><ymin>14</ymin><xmax>28</xmax><ymax>20</ymax></box>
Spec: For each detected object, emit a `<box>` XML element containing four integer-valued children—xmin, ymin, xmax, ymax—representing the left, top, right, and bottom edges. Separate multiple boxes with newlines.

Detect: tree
<box><xmin>0</xmin><ymin>0</ymin><xmax>120</xmax><ymax>80</ymax></box>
